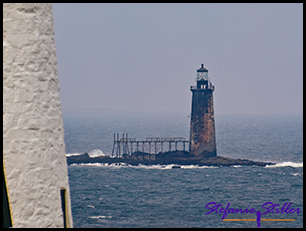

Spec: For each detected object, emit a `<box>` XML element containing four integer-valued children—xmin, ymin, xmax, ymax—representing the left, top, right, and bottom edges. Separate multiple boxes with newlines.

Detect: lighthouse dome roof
<box><xmin>197</xmin><ymin>64</ymin><xmax>208</xmax><ymax>72</ymax></box>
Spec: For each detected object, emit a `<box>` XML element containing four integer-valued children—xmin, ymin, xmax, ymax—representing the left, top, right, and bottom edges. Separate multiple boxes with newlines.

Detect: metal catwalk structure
<box><xmin>111</xmin><ymin>133</ymin><xmax>189</xmax><ymax>157</ymax></box>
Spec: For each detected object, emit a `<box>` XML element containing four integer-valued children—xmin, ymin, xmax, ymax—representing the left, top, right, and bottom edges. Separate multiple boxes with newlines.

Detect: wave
<box><xmin>69</xmin><ymin>163</ymin><xmax>219</xmax><ymax>169</ymax></box>
<box><xmin>66</xmin><ymin>149</ymin><xmax>110</xmax><ymax>158</ymax></box>
<box><xmin>88</xmin><ymin>149</ymin><xmax>106</xmax><ymax>157</ymax></box>
<box><xmin>180</xmin><ymin>165</ymin><xmax>219</xmax><ymax>169</ymax></box>
<box><xmin>88</xmin><ymin>215</ymin><xmax>112</xmax><ymax>219</ymax></box>
<box><xmin>231</xmin><ymin>165</ymin><xmax>243</xmax><ymax>168</ymax></box>
<box><xmin>66</xmin><ymin>153</ymin><xmax>82</xmax><ymax>157</ymax></box>
<box><xmin>265</xmin><ymin>161</ymin><xmax>303</xmax><ymax>168</ymax></box>
<box><xmin>133</xmin><ymin>164</ymin><xmax>218</xmax><ymax>169</ymax></box>
<box><xmin>70</xmin><ymin>163</ymin><xmax>104</xmax><ymax>167</ymax></box>
<box><xmin>69</xmin><ymin>161</ymin><xmax>303</xmax><ymax>169</ymax></box>
<box><xmin>290</xmin><ymin>173</ymin><xmax>303</xmax><ymax>176</ymax></box>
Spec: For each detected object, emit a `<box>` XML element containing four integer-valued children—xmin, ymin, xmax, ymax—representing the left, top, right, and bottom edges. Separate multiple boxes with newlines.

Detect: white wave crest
<box><xmin>290</xmin><ymin>173</ymin><xmax>303</xmax><ymax>176</ymax></box>
<box><xmin>118</xmin><ymin>164</ymin><xmax>219</xmax><ymax>169</ymax></box>
<box><xmin>231</xmin><ymin>165</ymin><xmax>243</xmax><ymax>168</ymax></box>
<box><xmin>265</xmin><ymin>161</ymin><xmax>303</xmax><ymax>168</ymax></box>
<box><xmin>73</xmin><ymin>163</ymin><xmax>103</xmax><ymax>167</ymax></box>
<box><xmin>88</xmin><ymin>149</ymin><xmax>106</xmax><ymax>157</ymax></box>
<box><xmin>66</xmin><ymin>153</ymin><xmax>82</xmax><ymax>157</ymax></box>
<box><xmin>69</xmin><ymin>163</ymin><xmax>220</xmax><ymax>169</ymax></box>
<box><xmin>88</xmin><ymin>215</ymin><xmax>112</xmax><ymax>219</ymax></box>
<box><xmin>132</xmin><ymin>164</ymin><xmax>173</xmax><ymax>169</ymax></box>
<box><xmin>180</xmin><ymin>165</ymin><xmax>219</xmax><ymax>169</ymax></box>
<box><xmin>66</xmin><ymin>149</ymin><xmax>111</xmax><ymax>157</ymax></box>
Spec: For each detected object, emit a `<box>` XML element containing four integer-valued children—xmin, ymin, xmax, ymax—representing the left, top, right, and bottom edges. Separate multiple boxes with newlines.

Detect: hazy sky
<box><xmin>52</xmin><ymin>3</ymin><xmax>302</xmax><ymax>115</ymax></box>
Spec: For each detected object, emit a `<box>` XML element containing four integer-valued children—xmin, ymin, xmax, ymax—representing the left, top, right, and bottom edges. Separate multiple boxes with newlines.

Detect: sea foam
<box><xmin>66</xmin><ymin>153</ymin><xmax>82</xmax><ymax>157</ymax></box>
<box><xmin>66</xmin><ymin>149</ymin><xmax>109</xmax><ymax>158</ymax></box>
<box><xmin>88</xmin><ymin>149</ymin><xmax>106</xmax><ymax>157</ymax></box>
<box><xmin>265</xmin><ymin>161</ymin><xmax>303</xmax><ymax>168</ymax></box>
<box><xmin>88</xmin><ymin>215</ymin><xmax>112</xmax><ymax>219</ymax></box>
<box><xmin>69</xmin><ymin>163</ymin><xmax>220</xmax><ymax>169</ymax></box>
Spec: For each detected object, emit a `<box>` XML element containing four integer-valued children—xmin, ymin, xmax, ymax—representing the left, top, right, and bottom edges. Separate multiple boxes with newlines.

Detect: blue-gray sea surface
<box><xmin>63</xmin><ymin>112</ymin><xmax>303</xmax><ymax>228</ymax></box>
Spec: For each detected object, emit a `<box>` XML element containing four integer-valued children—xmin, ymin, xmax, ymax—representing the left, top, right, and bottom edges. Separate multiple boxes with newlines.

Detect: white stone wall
<box><xmin>3</xmin><ymin>3</ymin><xmax>73</xmax><ymax>227</ymax></box>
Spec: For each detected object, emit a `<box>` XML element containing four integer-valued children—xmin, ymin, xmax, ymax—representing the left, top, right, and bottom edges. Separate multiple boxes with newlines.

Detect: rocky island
<box><xmin>66</xmin><ymin>151</ymin><xmax>275</xmax><ymax>167</ymax></box>
<box><xmin>66</xmin><ymin>65</ymin><xmax>277</xmax><ymax>168</ymax></box>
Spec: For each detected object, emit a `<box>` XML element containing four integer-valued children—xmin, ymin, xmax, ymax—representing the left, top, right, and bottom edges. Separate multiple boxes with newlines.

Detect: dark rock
<box><xmin>171</xmin><ymin>165</ymin><xmax>181</xmax><ymax>169</ymax></box>
<box><xmin>66</xmin><ymin>153</ymin><xmax>91</xmax><ymax>165</ymax></box>
<box><xmin>66</xmin><ymin>151</ymin><xmax>275</xmax><ymax>167</ymax></box>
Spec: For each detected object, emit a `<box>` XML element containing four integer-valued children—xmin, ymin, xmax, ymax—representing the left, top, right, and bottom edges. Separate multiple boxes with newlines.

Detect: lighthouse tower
<box><xmin>3</xmin><ymin>3</ymin><xmax>73</xmax><ymax>227</ymax></box>
<box><xmin>189</xmin><ymin>64</ymin><xmax>217</xmax><ymax>157</ymax></box>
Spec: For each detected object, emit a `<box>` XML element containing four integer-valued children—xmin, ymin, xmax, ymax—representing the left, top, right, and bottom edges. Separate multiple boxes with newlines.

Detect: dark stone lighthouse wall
<box><xmin>189</xmin><ymin>90</ymin><xmax>217</xmax><ymax>157</ymax></box>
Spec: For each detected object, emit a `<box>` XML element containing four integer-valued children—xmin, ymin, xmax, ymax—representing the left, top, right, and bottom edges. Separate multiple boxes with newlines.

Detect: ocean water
<box><xmin>63</xmin><ymin>112</ymin><xmax>303</xmax><ymax>228</ymax></box>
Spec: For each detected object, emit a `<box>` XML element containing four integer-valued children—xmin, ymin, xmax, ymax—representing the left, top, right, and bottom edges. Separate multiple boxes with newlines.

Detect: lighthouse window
<box><xmin>60</xmin><ymin>189</ymin><xmax>69</xmax><ymax>228</ymax></box>
<box><xmin>3</xmin><ymin>169</ymin><xmax>12</xmax><ymax>228</ymax></box>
